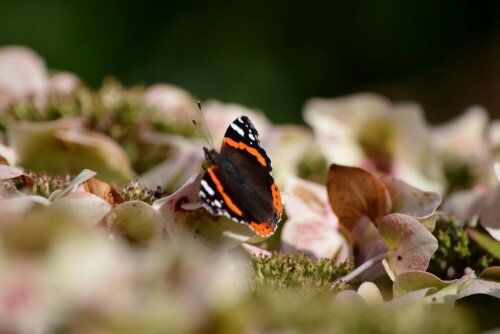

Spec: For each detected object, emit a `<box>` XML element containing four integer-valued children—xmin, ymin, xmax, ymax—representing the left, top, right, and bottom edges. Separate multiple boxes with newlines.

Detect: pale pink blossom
<box><xmin>281</xmin><ymin>177</ymin><xmax>349</xmax><ymax>264</ymax></box>
<box><xmin>304</xmin><ymin>93</ymin><xmax>444</xmax><ymax>193</ymax></box>
<box><xmin>0</xmin><ymin>46</ymin><xmax>47</xmax><ymax>111</ymax></box>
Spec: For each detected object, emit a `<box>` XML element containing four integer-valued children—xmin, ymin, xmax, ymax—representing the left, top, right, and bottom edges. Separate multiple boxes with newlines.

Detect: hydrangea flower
<box><xmin>7</xmin><ymin>118</ymin><xmax>134</xmax><ymax>183</ymax></box>
<box><xmin>430</xmin><ymin>106</ymin><xmax>492</xmax><ymax>191</ymax></box>
<box><xmin>0</xmin><ymin>46</ymin><xmax>79</xmax><ymax>112</ymax></box>
<box><xmin>304</xmin><ymin>93</ymin><xmax>445</xmax><ymax>193</ymax></box>
<box><xmin>280</xmin><ymin>177</ymin><xmax>349</xmax><ymax>264</ymax></box>
<box><xmin>327</xmin><ymin>164</ymin><xmax>441</xmax><ymax>280</ymax></box>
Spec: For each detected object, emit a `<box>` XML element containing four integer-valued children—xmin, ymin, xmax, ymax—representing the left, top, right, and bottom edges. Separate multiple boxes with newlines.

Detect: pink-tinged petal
<box><xmin>106</xmin><ymin>201</ymin><xmax>163</xmax><ymax>245</ymax></box>
<box><xmin>263</xmin><ymin>125</ymin><xmax>313</xmax><ymax>185</ymax></box>
<box><xmin>490</xmin><ymin>125</ymin><xmax>500</xmax><ymax>177</ymax></box>
<box><xmin>8</xmin><ymin>118</ymin><xmax>81</xmax><ymax>170</ymax></box>
<box><xmin>479</xmin><ymin>187</ymin><xmax>500</xmax><ymax>241</ymax></box>
<box><xmin>467</xmin><ymin>229</ymin><xmax>500</xmax><ymax>259</ymax></box>
<box><xmin>431</xmin><ymin>105</ymin><xmax>490</xmax><ymax>184</ymax></box>
<box><xmin>54</xmin><ymin>130</ymin><xmax>134</xmax><ymax>183</ymax></box>
<box><xmin>304</xmin><ymin>93</ymin><xmax>391</xmax><ymax>133</ymax></box>
<box><xmin>489</xmin><ymin>120</ymin><xmax>500</xmax><ymax>145</ymax></box>
<box><xmin>393</xmin><ymin>271</ymin><xmax>459</xmax><ymax>311</ymax></box>
<box><xmin>284</xmin><ymin>177</ymin><xmax>330</xmax><ymax>220</ymax></box>
<box><xmin>432</xmin><ymin>106</ymin><xmax>492</xmax><ymax>187</ymax></box>
<box><xmin>333</xmin><ymin>290</ymin><xmax>368</xmax><ymax>307</ymax></box>
<box><xmin>158</xmin><ymin>244</ymin><xmax>247</xmax><ymax>312</ymax></box>
<box><xmin>0</xmin><ymin>196</ymin><xmax>51</xmax><ymax>224</ymax></box>
<box><xmin>144</xmin><ymin>83</ymin><xmax>198</xmax><ymax>123</ymax></box>
<box><xmin>390</xmin><ymin>162</ymin><xmax>444</xmax><ymax>195</ymax></box>
<box><xmin>380</xmin><ymin>175</ymin><xmax>442</xmax><ymax>217</ymax></box>
<box><xmin>393</xmin><ymin>271</ymin><xmax>458</xmax><ymax>297</ymax></box>
<box><xmin>49</xmin><ymin>169</ymin><xmax>97</xmax><ymax>200</ymax></box>
<box><xmin>139</xmin><ymin>143</ymin><xmax>203</xmax><ymax>193</ymax></box>
<box><xmin>153</xmin><ymin>173</ymin><xmax>202</xmax><ymax>236</ymax></box>
<box><xmin>303</xmin><ymin>93</ymin><xmax>390</xmax><ymax>167</ymax></box>
<box><xmin>50</xmin><ymin>192</ymin><xmax>112</xmax><ymax>226</ymax></box>
<box><xmin>0</xmin><ymin>46</ymin><xmax>47</xmax><ymax>111</ymax></box>
<box><xmin>357</xmin><ymin>282</ymin><xmax>384</xmax><ymax>305</ymax></box>
<box><xmin>281</xmin><ymin>213</ymin><xmax>348</xmax><ymax>262</ymax></box>
<box><xmin>386</xmin><ymin>103</ymin><xmax>444</xmax><ymax>193</ymax></box>
<box><xmin>0</xmin><ymin>164</ymin><xmax>25</xmax><ymax>180</ymax></box>
<box><xmin>442</xmin><ymin>187</ymin><xmax>488</xmax><ymax>222</ymax></box>
<box><xmin>382</xmin><ymin>259</ymin><xmax>396</xmax><ymax>281</ymax></box>
<box><xmin>241</xmin><ymin>243</ymin><xmax>272</xmax><ymax>257</ymax></box>
<box><xmin>431</xmin><ymin>106</ymin><xmax>489</xmax><ymax>160</ymax></box>
<box><xmin>351</xmin><ymin>216</ymin><xmax>387</xmax><ymax>279</ymax></box>
<box><xmin>0</xmin><ymin>144</ymin><xmax>17</xmax><ymax>166</ymax></box>
<box><xmin>153</xmin><ymin>173</ymin><xmax>255</xmax><ymax>253</ymax></box>
<box><xmin>282</xmin><ymin>177</ymin><xmax>348</xmax><ymax>262</ymax></box>
<box><xmin>414</xmin><ymin>212</ymin><xmax>441</xmax><ymax>233</ymax></box>
<box><xmin>378</xmin><ymin>213</ymin><xmax>438</xmax><ymax>276</ymax></box>
<box><xmin>202</xmin><ymin>100</ymin><xmax>270</xmax><ymax>147</ymax></box>
<box><xmin>45</xmin><ymin>224</ymin><xmax>137</xmax><ymax>316</ymax></box>
<box><xmin>458</xmin><ymin>267</ymin><xmax>500</xmax><ymax>299</ymax></box>
<box><xmin>8</xmin><ymin>119</ymin><xmax>133</xmax><ymax>183</ymax></box>
<box><xmin>47</xmin><ymin>72</ymin><xmax>80</xmax><ymax>95</ymax></box>
<box><xmin>381</xmin><ymin>288</ymin><xmax>435</xmax><ymax>310</ymax></box>
<box><xmin>495</xmin><ymin>162</ymin><xmax>500</xmax><ymax>182</ymax></box>
<box><xmin>0</xmin><ymin>265</ymin><xmax>48</xmax><ymax>333</ymax></box>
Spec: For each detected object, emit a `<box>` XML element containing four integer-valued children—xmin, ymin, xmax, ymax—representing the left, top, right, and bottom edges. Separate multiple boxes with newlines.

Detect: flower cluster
<box><xmin>0</xmin><ymin>46</ymin><xmax>499</xmax><ymax>332</ymax></box>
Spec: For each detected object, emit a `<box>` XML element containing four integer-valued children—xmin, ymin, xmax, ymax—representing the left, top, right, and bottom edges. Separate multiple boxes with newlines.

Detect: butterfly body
<box><xmin>199</xmin><ymin>116</ymin><xmax>282</xmax><ymax>237</ymax></box>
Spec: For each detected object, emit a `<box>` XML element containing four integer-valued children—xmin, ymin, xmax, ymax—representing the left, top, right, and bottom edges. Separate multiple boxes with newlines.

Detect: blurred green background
<box><xmin>1</xmin><ymin>0</ymin><xmax>500</xmax><ymax>123</ymax></box>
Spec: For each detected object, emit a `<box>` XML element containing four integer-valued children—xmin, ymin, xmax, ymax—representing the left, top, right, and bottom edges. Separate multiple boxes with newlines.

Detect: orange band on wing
<box><xmin>223</xmin><ymin>137</ymin><xmax>267</xmax><ymax>167</ymax></box>
<box><xmin>271</xmin><ymin>182</ymin><xmax>283</xmax><ymax>216</ymax></box>
<box><xmin>207</xmin><ymin>168</ymin><xmax>243</xmax><ymax>217</ymax></box>
<box><xmin>250</xmin><ymin>221</ymin><xmax>274</xmax><ymax>237</ymax></box>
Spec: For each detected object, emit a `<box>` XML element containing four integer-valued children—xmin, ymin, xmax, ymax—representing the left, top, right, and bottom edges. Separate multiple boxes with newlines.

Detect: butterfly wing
<box><xmin>200</xmin><ymin>116</ymin><xmax>282</xmax><ymax>237</ymax></box>
<box><xmin>220</xmin><ymin>116</ymin><xmax>272</xmax><ymax>172</ymax></box>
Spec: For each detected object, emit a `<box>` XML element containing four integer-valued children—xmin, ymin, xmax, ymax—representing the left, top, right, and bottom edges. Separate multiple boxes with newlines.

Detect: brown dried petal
<box><xmin>82</xmin><ymin>178</ymin><xmax>124</xmax><ymax>207</ymax></box>
<box><xmin>327</xmin><ymin>164</ymin><xmax>391</xmax><ymax>237</ymax></box>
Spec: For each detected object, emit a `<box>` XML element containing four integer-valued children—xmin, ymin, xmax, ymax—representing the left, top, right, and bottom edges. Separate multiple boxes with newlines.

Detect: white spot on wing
<box><xmin>248</xmin><ymin>133</ymin><xmax>255</xmax><ymax>141</ymax></box>
<box><xmin>230</xmin><ymin>122</ymin><xmax>245</xmax><ymax>137</ymax></box>
<box><xmin>201</xmin><ymin>180</ymin><xmax>215</xmax><ymax>196</ymax></box>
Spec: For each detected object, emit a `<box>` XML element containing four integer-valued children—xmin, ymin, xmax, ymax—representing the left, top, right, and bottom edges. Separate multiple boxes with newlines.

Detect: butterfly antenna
<box><xmin>192</xmin><ymin>101</ymin><xmax>215</xmax><ymax>149</ymax></box>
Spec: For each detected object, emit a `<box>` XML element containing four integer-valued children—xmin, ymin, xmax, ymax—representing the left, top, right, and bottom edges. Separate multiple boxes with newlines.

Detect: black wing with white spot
<box><xmin>221</xmin><ymin>116</ymin><xmax>272</xmax><ymax>171</ymax></box>
<box><xmin>200</xmin><ymin>164</ymin><xmax>228</xmax><ymax>217</ymax></box>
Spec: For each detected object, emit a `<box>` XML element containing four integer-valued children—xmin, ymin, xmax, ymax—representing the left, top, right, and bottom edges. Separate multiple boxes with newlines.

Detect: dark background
<box><xmin>1</xmin><ymin>0</ymin><xmax>500</xmax><ymax>124</ymax></box>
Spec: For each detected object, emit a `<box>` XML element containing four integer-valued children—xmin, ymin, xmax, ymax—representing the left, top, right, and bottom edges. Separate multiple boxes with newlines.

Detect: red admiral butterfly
<box><xmin>200</xmin><ymin>116</ymin><xmax>282</xmax><ymax>237</ymax></box>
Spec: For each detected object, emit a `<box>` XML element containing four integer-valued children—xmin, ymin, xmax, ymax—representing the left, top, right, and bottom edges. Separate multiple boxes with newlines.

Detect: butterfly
<box><xmin>199</xmin><ymin>116</ymin><xmax>282</xmax><ymax>237</ymax></box>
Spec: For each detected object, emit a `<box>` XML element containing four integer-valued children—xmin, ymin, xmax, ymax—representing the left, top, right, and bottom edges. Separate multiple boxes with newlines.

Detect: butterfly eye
<box><xmin>202</xmin><ymin>160</ymin><xmax>211</xmax><ymax>170</ymax></box>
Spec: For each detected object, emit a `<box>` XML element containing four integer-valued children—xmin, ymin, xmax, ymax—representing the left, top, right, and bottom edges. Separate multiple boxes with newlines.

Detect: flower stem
<box><xmin>333</xmin><ymin>252</ymin><xmax>388</xmax><ymax>286</ymax></box>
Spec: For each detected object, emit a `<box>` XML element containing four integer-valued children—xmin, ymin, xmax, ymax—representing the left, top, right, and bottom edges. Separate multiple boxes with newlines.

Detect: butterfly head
<box><xmin>203</xmin><ymin>146</ymin><xmax>217</xmax><ymax>161</ymax></box>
